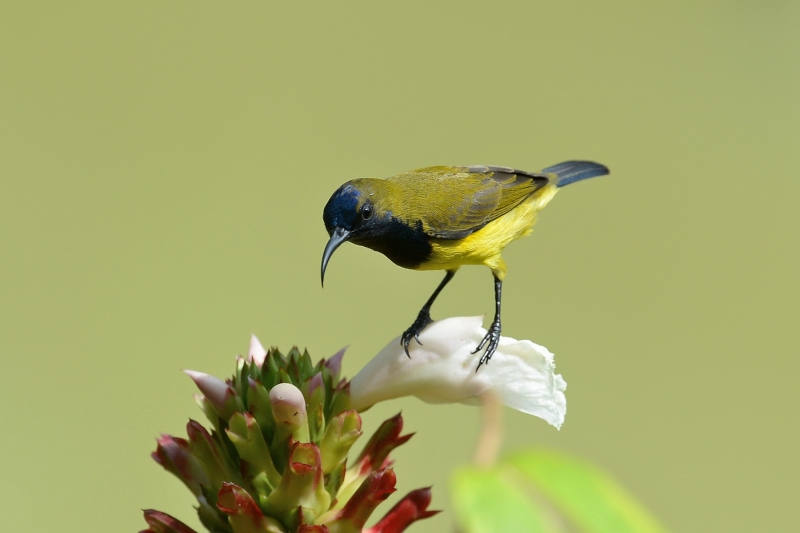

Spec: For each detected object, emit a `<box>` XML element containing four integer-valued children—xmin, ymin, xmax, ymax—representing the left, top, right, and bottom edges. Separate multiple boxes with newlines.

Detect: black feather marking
<box><xmin>323</xmin><ymin>184</ymin><xmax>361</xmax><ymax>233</ymax></box>
<box><xmin>351</xmin><ymin>216</ymin><xmax>432</xmax><ymax>269</ymax></box>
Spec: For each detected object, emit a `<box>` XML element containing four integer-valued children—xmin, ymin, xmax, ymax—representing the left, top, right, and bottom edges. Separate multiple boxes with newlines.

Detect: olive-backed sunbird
<box><xmin>321</xmin><ymin>161</ymin><xmax>609</xmax><ymax>370</ymax></box>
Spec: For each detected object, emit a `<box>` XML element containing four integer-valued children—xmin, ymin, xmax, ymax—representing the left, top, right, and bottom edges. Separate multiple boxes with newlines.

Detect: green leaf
<box><xmin>507</xmin><ymin>450</ymin><xmax>668</xmax><ymax>533</ymax></box>
<box><xmin>451</xmin><ymin>466</ymin><xmax>558</xmax><ymax>533</ymax></box>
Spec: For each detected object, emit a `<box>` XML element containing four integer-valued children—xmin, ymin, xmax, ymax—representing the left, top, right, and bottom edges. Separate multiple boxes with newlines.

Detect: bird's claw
<box><xmin>401</xmin><ymin>309</ymin><xmax>433</xmax><ymax>358</ymax></box>
<box><xmin>473</xmin><ymin>319</ymin><xmax>501</xmax><ymax>371</ymax></box>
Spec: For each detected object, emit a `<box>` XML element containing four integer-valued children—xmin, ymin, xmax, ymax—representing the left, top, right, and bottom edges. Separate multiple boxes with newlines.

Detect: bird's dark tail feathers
<box><xmin>543</xmin><ymin>160</ymin><xmax>609</xmax><ymax>187</ymax></box>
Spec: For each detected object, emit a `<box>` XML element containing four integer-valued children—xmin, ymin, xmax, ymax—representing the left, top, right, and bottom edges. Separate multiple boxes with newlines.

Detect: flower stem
<box><xmin>473</xmin><ymin>392</ymin><xmax>503</xmax><ymax>467</ymax></box>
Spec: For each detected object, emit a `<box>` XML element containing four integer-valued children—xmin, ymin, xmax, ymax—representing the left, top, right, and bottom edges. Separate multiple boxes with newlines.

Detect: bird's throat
<box><xmin>352</xmin><ymin>217</ymin><xmax>432</xmax><ymax>269</ymax></box>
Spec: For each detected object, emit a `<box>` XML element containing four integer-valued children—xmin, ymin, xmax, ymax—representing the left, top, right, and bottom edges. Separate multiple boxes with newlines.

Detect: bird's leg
<box><xmin>473</xmin><ymin>275</ymin><xmax>502</xmax><ymax>370</ymax></box>
<box><xmin>401</xmin><ymin>269</ymin><xmax>456</xmax><ymax>357</ymax></box>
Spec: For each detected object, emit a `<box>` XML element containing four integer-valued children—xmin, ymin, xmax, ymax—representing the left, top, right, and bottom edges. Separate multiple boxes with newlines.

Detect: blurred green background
<box><xmin>1</xmin><ymin>2</ymin><xmax>798</xmax><ymax>532</ymax></box>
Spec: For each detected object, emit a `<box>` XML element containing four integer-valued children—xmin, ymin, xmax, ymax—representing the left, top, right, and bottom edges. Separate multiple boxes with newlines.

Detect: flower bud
<box><xmin>249</xmin><ymin>334</ymin><xmax>268</xmax><ymax>367</ymax></box>
<box><xmin>270</xmin><ymin>382</ymin><xmax>309</xmax><ymax>443</ymax></box>
<box><xmin>184</xmin><ymin>370</ymin><xmax>240</xmax><ymax>421</ymax></box>
<box><xmin>152</xmin><ymin>434</ymin><xmax>209</xmax><ymax>497</ymax></box>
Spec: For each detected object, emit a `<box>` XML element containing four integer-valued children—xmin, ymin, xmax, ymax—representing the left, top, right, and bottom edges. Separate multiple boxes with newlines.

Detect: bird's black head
<box><xmin>322</xmin><ymin>181</ymin><xmax>383</xmax><ymax>236</ymax></box>
<box><xmin>324</xmin><ymin>183</ymin><xmax>361</xmax><ymax>234</ymax></box>
<box><xmin>321</xmin><ymin>180</ymin><xmax>381</xmax><ymax>286</ymax></box>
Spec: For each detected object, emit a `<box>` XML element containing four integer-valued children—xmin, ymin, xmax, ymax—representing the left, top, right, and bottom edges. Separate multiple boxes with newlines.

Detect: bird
<box><xmin>320</xmin><ymin>160</ymin><xmax>609</xmax><ymax>370</ymax></box>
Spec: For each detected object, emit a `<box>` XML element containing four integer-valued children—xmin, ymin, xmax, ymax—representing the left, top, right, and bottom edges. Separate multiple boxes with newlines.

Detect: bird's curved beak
<box><xmin>321</xmin><ymin>227</ymin><xmax>351</xmax><ymax>287</ymax></box>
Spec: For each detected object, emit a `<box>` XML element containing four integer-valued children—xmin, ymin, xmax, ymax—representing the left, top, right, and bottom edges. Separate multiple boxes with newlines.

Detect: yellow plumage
<box><xmin>420</xmin><ymin>183</ymin><xmax>559</xmax><ymax>279</ymax></box>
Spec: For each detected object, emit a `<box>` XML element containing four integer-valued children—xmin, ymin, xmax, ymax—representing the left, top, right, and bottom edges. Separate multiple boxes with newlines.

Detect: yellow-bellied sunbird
<box><xmin>321</xmin><ymin>161</ymin><xmax>609</xmax><ymax>369</ymax></box>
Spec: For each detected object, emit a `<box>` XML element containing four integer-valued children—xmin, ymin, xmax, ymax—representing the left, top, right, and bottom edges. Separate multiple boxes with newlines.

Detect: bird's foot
<box><xmin>401</xmin><ymin>309</ymin><xmax>433</xmax><ymax>357</ymax></box>
<box><xmin>472</xmin><ymin>319</ymin><xmax>501</xmax><ymax>371</ymax></box>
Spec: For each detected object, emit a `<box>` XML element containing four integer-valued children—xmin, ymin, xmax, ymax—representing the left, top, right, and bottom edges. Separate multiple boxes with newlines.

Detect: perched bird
<box><xmin>321</xmin><ymin>161</ymin><xmax>609</xmax><ymax>369</ymax></box>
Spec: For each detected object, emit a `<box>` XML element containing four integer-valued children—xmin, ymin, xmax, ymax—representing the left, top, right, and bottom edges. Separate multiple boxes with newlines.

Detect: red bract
<box><xmin>365</xmin><ymin>487</ymin><xmax>440</xmax><ymax>533</ymax></box>
<box><xmin>327</xmin><ymin>468</ymin><xmax>397</xmax><ymax>531</ymax></box>
<box><xmin>152</xmin><ymin>435</ymin><xmax>208</xmax><ymax>496</ymax></box>
<box><xmin>217</xmin><ymin>482</ymin><xmax>274</xmax><ymax>532</ymax></box>
<box><xmin>140</xmin><ymin>510</ymin><xmax>198</xmax><ymax>533</ymax></box>
<box><xmin>353</xmin><ymin>414</ymin><xmax>413</xmax><ymax>476</ymax></box>
<box><xmin>290</xmin><ymin>442</ymin><xmax>321</xmax><ymax>476</ymax></box>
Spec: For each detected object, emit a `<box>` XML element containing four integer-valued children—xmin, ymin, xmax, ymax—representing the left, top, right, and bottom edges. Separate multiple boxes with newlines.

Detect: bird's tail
<box><xmin>543</xmin><ymin>161</ymin><xmax>609</xmax><ymax>187</ymax></box>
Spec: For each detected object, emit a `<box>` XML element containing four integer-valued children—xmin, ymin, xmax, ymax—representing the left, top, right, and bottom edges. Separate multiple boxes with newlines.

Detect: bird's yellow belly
<box><xmin>418</xmin><ymin>185</ymin><xmax>558</xmax><ymax>278</ymax></box>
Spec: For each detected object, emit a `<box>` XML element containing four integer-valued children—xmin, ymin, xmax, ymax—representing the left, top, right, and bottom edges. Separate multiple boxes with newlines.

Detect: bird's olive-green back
<box><xmin>364</xmin><ymin>166</ymin><xmax>549</xmax><ymax>240</ymax></box>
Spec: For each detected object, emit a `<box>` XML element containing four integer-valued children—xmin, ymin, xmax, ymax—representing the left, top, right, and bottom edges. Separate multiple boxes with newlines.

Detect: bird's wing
<box><xmin>390</xmin><ymin>166</ymin><xmax>549</xmax><ymax>240</ymax></box>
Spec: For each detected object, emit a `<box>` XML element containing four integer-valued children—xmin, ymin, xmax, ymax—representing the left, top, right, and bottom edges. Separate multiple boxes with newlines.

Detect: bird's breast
<box><xmin>420</xmin><ymin>191</ymin><xmax>555</xmax><ymax>274</ymax></box>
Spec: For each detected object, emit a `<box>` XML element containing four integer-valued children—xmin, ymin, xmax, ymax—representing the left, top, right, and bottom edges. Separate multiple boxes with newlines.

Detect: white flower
<box><xmin>349</xmin><ymin>316</ymin><xmax>567</xmax><ymax>429</ymax></box>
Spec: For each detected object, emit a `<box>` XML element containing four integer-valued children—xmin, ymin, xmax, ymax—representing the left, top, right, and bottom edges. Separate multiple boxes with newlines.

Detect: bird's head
<box><xmin>321</xmin><ymin>179</ymin><xmax>386</xmax><ymax>286</ymax></box>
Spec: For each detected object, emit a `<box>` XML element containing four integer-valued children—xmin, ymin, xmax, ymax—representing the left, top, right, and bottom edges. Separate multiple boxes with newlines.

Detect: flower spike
<box><xmin>145</xmin><ymin>336</ymin><xmax>441</xmax><ymax>533</ymax></box>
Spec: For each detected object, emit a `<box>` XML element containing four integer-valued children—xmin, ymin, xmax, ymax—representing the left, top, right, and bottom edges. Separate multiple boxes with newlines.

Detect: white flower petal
<box><xmin>349</xmin><ymin>316</ymin><xmax>567</xmax><ymax>429</ymax></box>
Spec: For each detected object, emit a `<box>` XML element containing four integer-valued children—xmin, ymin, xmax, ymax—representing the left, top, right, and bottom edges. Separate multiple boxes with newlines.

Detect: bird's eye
<box><xmin>361</xmin><ymin>203</ymin><xmax>373</xmax><ymax>220</ymax></box>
